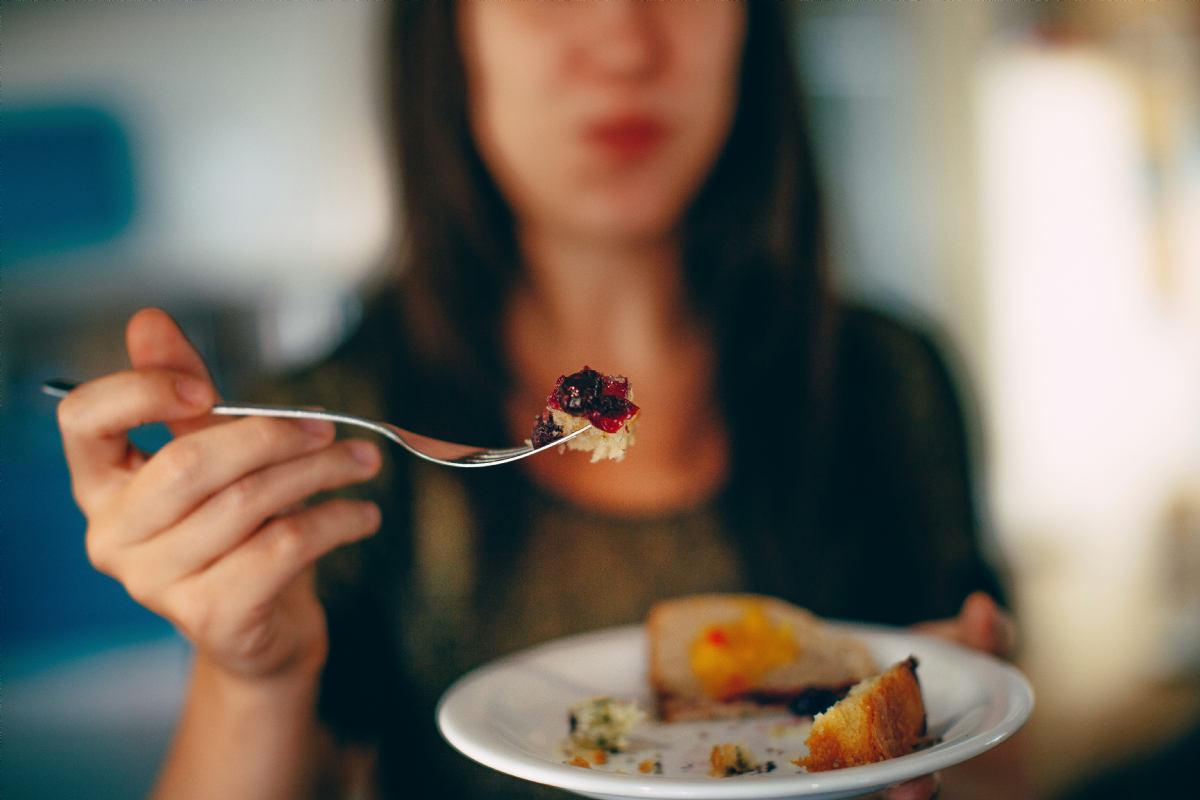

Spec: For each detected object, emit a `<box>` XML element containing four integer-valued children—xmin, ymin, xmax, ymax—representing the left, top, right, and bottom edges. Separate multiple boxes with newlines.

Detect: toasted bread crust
<box><xmin>647</xmin><ymin>594</ymin><xmax>878</xmax><ymax>722</ymax></box>
<box><xmin>799</xmin><ymin>657</ymin><xmax>926</xmax><ymax>772</ymax></box>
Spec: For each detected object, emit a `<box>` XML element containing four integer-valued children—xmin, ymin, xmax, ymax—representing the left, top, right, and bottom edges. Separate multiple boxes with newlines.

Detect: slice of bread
<box><xmin>798</xmin><ymin>656</ymin><xmax>926</xmax><ymax>772</ymax></box>
<box><xmin>646</xmin><ymin>594</ymin><xmax>878</xmax><ymax>722</ymax></box>
<box><xmin>549</xmin><ymin>405</ymin><xmax>637</xmax><ymax>463</ymax></box>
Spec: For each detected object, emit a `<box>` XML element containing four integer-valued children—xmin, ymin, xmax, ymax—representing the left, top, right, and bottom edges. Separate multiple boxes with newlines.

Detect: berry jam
<box><xmin>538</xmin><ymin>366</ymin><xmax>640</xmax><ymax>440</ymax></box>
<box><xmin>530</xmin><ymin>413</ymin><xmax>563</xmax><ymax>448</ymax></box>
<box><xmin>787</xmin><ymin>686</ymin><xmax>851</xmax><ymax>717</ymax></box>
<box><xmin>551</xmin><ymin>367</ymin><xmax>605</xmax><ymax>414</ymax></box>
<box><xmin>588</xmin><ymin>394</ymin><xmax>636</xmax><ymax>433</ymax></box>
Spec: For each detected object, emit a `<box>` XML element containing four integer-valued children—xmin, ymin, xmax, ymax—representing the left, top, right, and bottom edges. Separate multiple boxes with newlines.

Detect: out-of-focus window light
<box><xmin>5</xmin><ymin>1</ymin><xmax>393</xmax><ymax>365</ymax></box>
<box><xmin>978</xmin><ymin>38</ymin><xmax>1200</xmax><ymax>705</ymax></box>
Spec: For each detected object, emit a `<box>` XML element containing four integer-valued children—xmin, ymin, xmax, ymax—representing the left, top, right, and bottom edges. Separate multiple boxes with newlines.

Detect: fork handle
<box><xmin>41</xmin><ymin>378</ymin><xmax>597</xmax><ymax>468</ymax></box>
<box><xmin>41</xmin><ymin>379</ymin><xmax>354</xmax><ymax>426</ymax></box>
<box><xmin>41</xmin><ymin>379</ymin><xmax>81</xmax><ymax>399</ymax></box>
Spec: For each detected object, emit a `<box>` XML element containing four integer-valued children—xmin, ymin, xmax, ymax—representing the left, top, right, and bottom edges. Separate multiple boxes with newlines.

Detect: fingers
<box><xmin>125</xmin><ymin>307</ymin><xmax>218</xmax><ymax>438</ymax></box>
<box><xmin>881</xmin><ymin>773</ymin><xmax>940</xmax><ymax>800</ymax></box>
<box><xmin>913</xmin><ymin>592</ymin><xmax>1017</xmax><ymax>659</ymax></box>
<box><xmin>956</xmin><ymin>592</ymin><xmax>1017</xmax><ymax>658</ymax></box>
<box><xmin>198</xmin><ymin>497</ymin><xmax>381</xmax><ymax>614</ymax></box>
<box><xmin>115</xmin><ymin>497</ymin><xmax>377</xmax><ymax>681</ymax></box>
<box><xmin>57</xmin><ymin>368</ymin><xmax>216</xmax><ymax>506</ymax></box>
<box><xmin>62</xmin><ymin>308</ymin><xmax>383</xmax><ymax>683</ymax></box>
<box><xmin>110</xmin><ymin>415</ymin><xmax>340</xmax><ymax>544</ymax></box>
<box><xmin>146</xmin><ymin>439</ymin><xmax>381</xmax><ymax>580</ymax></box>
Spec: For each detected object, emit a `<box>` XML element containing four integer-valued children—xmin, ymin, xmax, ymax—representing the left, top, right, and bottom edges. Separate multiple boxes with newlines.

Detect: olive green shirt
<box><xmin>270</xmin><ymin>300</ymin><xmax>1005</xmax><ymax>798</ymax></box>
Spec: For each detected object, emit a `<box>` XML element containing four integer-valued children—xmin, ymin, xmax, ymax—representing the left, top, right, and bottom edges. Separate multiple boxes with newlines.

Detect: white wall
<box><xmin>6</xmin><ymin>1</ymin><xmax>392</xmax><ymax>325</ymax></box>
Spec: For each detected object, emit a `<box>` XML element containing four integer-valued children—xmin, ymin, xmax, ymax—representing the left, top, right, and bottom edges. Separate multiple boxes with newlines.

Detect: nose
<box><xmin>580</xmin><ymin>2</ymin><xmax>663</xmax><ymax>80</ymax></box>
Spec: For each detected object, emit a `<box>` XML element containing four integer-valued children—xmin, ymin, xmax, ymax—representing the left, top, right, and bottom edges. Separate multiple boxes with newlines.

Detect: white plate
<box><xmin>437</xmin><ymin>623</ymin><xmax>1034</xmax><ymax>800</ymax></box>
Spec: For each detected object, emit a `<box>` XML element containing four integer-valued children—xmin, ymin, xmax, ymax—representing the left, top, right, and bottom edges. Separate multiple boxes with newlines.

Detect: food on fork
<box><xmin>530</xmin><ymin>366</ymin><xmax>639</xmax><ymax>462</ymax></box>
<box><xmin>646</xmin><ymin>594</ymin><xmax>878</xmax><ymax>722</ymax></box>
<box><xmin>797</xmin><ymin>656</ymin><xmax>926</xmax><ymax>771</ymax></box>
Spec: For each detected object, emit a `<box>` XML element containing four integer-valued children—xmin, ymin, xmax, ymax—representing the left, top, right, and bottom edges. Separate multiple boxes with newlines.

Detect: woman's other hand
<box><xmin>877</xmin><ymin>592</ymin><xmax>1023</xmax><ymax>800</ymax></box>
<box><xmin>913</xmin><ymin>591</ymin><xmax>1017</xmax><ymax>660</ymax></box>
<box><xmin>56</xmin><ymin>307</ymin><xmax>382</xmax><ymax>686</ymax></box>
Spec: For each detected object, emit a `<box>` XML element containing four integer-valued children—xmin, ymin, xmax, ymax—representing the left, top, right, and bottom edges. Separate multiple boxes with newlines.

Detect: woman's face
<box><xmin>458</xmin><ymin>0</ymin><xmax>747</xmax><ymax>245</ymax></box>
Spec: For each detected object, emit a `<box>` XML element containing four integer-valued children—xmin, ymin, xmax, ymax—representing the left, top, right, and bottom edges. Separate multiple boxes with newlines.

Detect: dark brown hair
<box><xmin>382</xmin><ymin>2</ymin><xmax>835</xmax><ymax>595</ymax></box>
<box><xmin>387</xmin><ymin>1</ymin><xmax>832</xmax><ymax>467</ymax></box>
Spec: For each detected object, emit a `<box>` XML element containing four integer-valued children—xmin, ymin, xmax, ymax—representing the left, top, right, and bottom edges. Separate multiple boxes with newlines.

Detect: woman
<box><xmin>54</xmin><ymin>2</ymin><xmax>1017</xmax><ymax>798</ymax></box>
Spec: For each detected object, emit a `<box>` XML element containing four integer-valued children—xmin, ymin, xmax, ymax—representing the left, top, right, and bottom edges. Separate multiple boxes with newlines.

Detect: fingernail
<box><xmin>348</xmin><ymin>440</ymin><xmax>380</xmax><ymax>468</ymax></box>
<box><xmin>299</xmin><ymin>418</ymin><xmax>334</xmax><ymax>438</ymax></box>
<box><xmin>176</xmin><ymin>377</ymin><xmax>210</xmax><ymax>406</ymax></box>
<box><xmin>360</xmin><ymin>502</ymin><xmax>381</xmax><ymax>528</ymax></box>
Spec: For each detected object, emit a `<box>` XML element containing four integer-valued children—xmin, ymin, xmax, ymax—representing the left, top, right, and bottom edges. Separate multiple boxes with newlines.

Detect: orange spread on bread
<box><xmin>688</xmin><ymin>602</ymin><xmax>799</xmax><ymax>699</ymax></box>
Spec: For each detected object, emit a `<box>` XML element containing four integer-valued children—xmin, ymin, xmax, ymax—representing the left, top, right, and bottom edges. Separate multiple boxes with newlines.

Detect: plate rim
<box><xmin>437</xmin><ymin>622</ymin><xmax>1035</xmax><ymax>799</ymax></box>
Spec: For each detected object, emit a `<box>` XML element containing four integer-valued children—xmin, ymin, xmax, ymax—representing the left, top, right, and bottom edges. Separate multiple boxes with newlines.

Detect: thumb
<box><xmin>126</xmin><ymin>307</ymin><xmax>219</xmax><ymax>437</ymax></box>
<box><xmin>956</xmin><ymin>592</ymin><xmax>1017</xmax><ymax>658</ymax></box>
<box><xmin>912</xmin><ymin>592</ymin><xmax>1017</xmax><ymax>659</ymax></box>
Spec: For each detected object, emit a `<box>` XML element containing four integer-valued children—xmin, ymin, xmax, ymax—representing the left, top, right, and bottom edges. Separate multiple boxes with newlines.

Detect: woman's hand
<box><xmin>878</xmin><ymin>592</ymin><xmax>1017</xmax><ymax>800</ymax></box>
<box><xmin>56</xmin><ymin>307</ymin><xmax>382</xmax><ymax>686</ymax></box>
<box><xmin>912</xmin><ymin>591</ymin><xmax>1017</xmax><ymax>660</ymax></box>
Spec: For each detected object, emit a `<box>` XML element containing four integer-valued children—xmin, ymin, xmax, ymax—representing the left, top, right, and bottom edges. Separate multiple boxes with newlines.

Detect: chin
<box><xmin>577</xmin><ymin>217</ymin><xmax>679</xmax><ymax>246</ymax></box>
<box><xmin>571</xmin><ymin>193</ymin><xmax>690</xmax><ymax>243</ymax></box>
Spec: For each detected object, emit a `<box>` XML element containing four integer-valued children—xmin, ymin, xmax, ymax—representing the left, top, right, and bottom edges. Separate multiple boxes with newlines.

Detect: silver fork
<box><xmin>41</xmin><ymin>379</ymin><xmax>590</xmax><ymax>468</ymax></box>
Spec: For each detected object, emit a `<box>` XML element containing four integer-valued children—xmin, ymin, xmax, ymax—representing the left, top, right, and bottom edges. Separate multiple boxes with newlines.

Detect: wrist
<box><xmin>193</xmin><ymin>649</ymin><xmax>324</xmax><ymax>715</ymax></box>
<box><xmin>156</xmin><ymin>650</ymin><xmax>332</xmax><ymax>800</ymax></box>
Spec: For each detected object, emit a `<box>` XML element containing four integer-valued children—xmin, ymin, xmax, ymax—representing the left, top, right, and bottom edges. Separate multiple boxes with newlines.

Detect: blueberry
<box><xmin>555</xmin><ymin>368</ymin><xmax>604</xmax><ymax>415</ymax></box>
<box><xmin>592</xmin><ymin>394</ymin><xmax>632</xmax><ymax>420</ymax></box>
<box><xmin>588</xmin><ymin>395</ymin><xmax>637</xmax><ymax>433</ymax></box>
<box><xmin>531</xmin><ymin>414</ymin><xmax>563</xmax><ymax>447</ymax></box>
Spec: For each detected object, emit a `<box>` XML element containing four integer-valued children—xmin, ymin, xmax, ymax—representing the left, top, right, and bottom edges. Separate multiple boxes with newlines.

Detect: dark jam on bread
<box><xmin>536</xmin><ymin>367</ymin><xmax>639</xmax><ymax>442</ymax></box>
<box><xmin>549</xmin><ymin>367</ymin><xmax>638</xmax><ymax>433</ymax></box>
<box><xmin>530</xmin><ymin>367</ymin><xmax>640</xmax><ymax>462</ymax></box>
<box><xmin>530</xmin><ymin>414</ymin><xmax>564</xmax><ymax>448</ymax></box>
<box><xmin>553</xmin><ymin>368</ymin><xmax>605</xmax><ymax>414</ymax></box>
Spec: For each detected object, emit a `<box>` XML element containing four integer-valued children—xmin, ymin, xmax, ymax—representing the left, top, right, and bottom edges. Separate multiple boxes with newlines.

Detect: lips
<box><xmin>584</xmin><ymin>115</ymin><xmax>667</xmax><ymax>160</ymax></box>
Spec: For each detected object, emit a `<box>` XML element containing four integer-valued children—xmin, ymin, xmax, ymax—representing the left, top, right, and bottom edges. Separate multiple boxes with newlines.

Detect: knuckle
<box><xmin>124</xmin><ymin>572</ymin><xmax>156</xmax><ymax>609</ymax></box>
<box><xmin>154</xmin><ymin>441</ymin><xmax>205</xmax><ymax>487</ymax></box>
<box><xmin>166</xmin><ymin>583</ymin><xmax>214</xmax><ymax>638</ymax></box>
<box><xmin>225</xmin><ymin>628</ymin><xmax>267</xmax><ymax>665</ymax></box>
<box><xmin>266</xmin><ymin>515</ymin><xmax>310</xmax><ymax>563</ymax></box>
<box><xmin>70</xmin><ymin>475</ymin><xmax>101</xmax><ymax>516</ymax></box>
<box><xmin>223</xmin><ymin>472</ymin><xmax>263</xmax><ymax>514</ymax></box>
<box><xmin>246</xmin><ymin>416</ymin><xmax>299</xmax><ymax>453</ymax></box>
<box><xmin>84</xmin><ymin>530</ymin><xmax>114</xmax><ymax>574</ymax></box>
<box><xmin>56</xmin><ymin>393</ymin><xmax>87</xmax><ymax>435</ymax></box>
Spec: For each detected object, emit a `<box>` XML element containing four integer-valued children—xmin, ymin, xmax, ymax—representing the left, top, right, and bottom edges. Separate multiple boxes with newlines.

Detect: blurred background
<box><xmin>3</xmin><ymin>2</ymin><xmax>1198</xmax><ymax>798</ymax></box>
